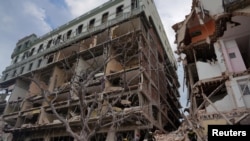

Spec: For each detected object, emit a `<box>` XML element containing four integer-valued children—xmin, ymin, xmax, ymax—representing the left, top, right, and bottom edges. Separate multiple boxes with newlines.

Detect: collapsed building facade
<box><xmin>0</xmin><ymin>0</ymin><xmax>181</xmax><ymax>140</ymax></box>
<box><xmin>173</xmin><ymin>0</ymin><xmax>250</xmax><ymax>140</ymax></box>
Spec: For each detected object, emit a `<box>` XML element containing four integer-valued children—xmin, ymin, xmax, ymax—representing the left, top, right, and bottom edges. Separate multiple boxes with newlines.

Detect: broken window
<box><xmin>55</xmin><ymin>35</ymin><xmax>62</xmax><ymax>45</ymax></box>
<box><xmin>89</xmin><ymin>18</ymin><xmax>95</xmax><ymax>29</ymax></box>
<box><xmin>47</xmin><ymin>55</ymin><xmax>54</xmax><ymax>64</ymax></box>
<box><xmin>20</xmin><ymin>66</ymin><xmax>24</xmax><ymax>74</ymax></box>
<box><xmin>194</xmin><ymin>44</ymin><xmax>217</xmax><ymax>63</ymax></box>
<box><xmin>113</xmin><ymin>94</ymin><xmax>139</xmax><ymax>109</ymax></box>
<box><xmin>46</xmin><ymin>39</ymin><xmax>52</xmax><ymax>48</ymax></box>
<box><xmin>101</xmin><ymin>12</ymin><xmax>109</xmax><ymax>24</ymax></box>
<box><xmin>67</xmin><ymin>30</ymin><xmax>72</xmax><ymax>39</ymax></box>
<box><xmin>37</xmin><ymin>59</ymin><xmax>42</xmax><ymax>68</ymax></box>
<box><xmin>238</xmin><ymin>79</ymin><xmax>250</xmax><ymax>95</ymax></box>
<box><xmin>76</xmin><ymin>24</ymin><xmax>83</xmax><ymax>35</ymax></box>
<box><xmin>22</xmin><ymin>52</ymin><xmax>28</xmax><ymax>60</ymax></box>
<box><xmin>37</xmin><ymin>44</ymin><xmax>43</xmax><ymax>53</ymax></box>
<box><xmin>131</xmin><ymin>0</ymin><xmax>138</xmax><ymax>10</ymax></box>
<box><xmin>116</xmin><ymin>5</ymin><xmax>124</xmax><ymax>17</ymax></box>
<box><xmin>110</xmin><ymin>77</ymin><xmax>122</xmax><ymax>86</ymax></box>
<box><xmin>22</xmin><ymin>113</ymin><xmax>39</xmax><ymax>125</ymax></box>
<box><xmin>30</xmin><ymin>48</ymin><xmax>35</xmax><ymax>56</ymax></box>
<box><xmin>28</xmin><ymin>63</ymin><xmax>33</xmax><ymax>71</ymax></box>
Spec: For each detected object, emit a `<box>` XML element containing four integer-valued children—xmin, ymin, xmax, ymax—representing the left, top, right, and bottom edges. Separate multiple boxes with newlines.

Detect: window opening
<box><xmin>14</xmin><ymin>55</ymin><xmax>19</xmax><ymax>63</ymax></box>
<box><xmin>116</xmin><ymin>5</ymin><xmax>124</xmax><ymax>17</ymax></box>
<box><xmin>37</xmin><ymin>59</ymin><xmax>42</xmax><ymax>68</ymax></box>
<box><xmin>37</xmin><ymin>44</ymin><xmax>43</xmax><ymax>53</ymax></box>
<box><xmin>46</xmin><ymin>39</ymin><xmax>52</xmax><ymax>48</ymax></box>
<box><xmin>89</xmin><ymin>19</ymin><xmax>95</xmax><ymax>29</ymax></box>
<box><xmin>131</xmin><ymin>0</ymin><xmax>138</xmax><ymax>9</ymax></box>
<box><xmin>238</xmin><ymin>79</ymin><xmax>250</xmax><ymax>95</ymax></box>
<box><xmin>20</xmin><ymin>67</ymin><xmax>24</xmax><ymax>74</ymax></box>
<box><xmin>67</xmin><ymin>30</ymin><xmax>72</xmax><ymax>39</ymax></box>
<box><xmin>47</xmin><ymin>55</ymin><xmax>54</xmax><ymax>64</ymax></box>
<box><xmin>24</xmin><ymin>40</ymin><xmax>30</xmax><ymax>48</ymax></box>
<box><xmin>30</xmin><ymin>48</ymin><xmax>35</xmax><ymax>56</ymax></box>
<box><xmin>55</xmin><ymin>35</ymin><xmax>62</xmax><ymax>45</ymax></box>
<box><xmin>28</xmin><ymin>63</ymin><xmax>33</xmax><ymax>71</ymax></box>
<box><xmin>229</xmin><ymin>52</ymin><xmax>236</xmax><ymax>59</ymax></box>
<box><xmin>22</xmin><ymin>52</ymin><xmax>28</xmax><ymax>60</ymax></box>
<box><xmin>77</xmin><ymin>24</ymin><xmax>83</xmax><ymax>35</ymax></box>
<box><xmin>102</xmin><ymin>12</ymin><xmax>109</xmax><ymax>23</ymax></box>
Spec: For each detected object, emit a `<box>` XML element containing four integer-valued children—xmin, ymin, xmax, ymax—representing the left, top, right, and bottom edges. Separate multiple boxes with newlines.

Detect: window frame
<box><xmin>238</xmin><ymin>79</ymin><xmax>250</xmax><ymax>95</ymax></box>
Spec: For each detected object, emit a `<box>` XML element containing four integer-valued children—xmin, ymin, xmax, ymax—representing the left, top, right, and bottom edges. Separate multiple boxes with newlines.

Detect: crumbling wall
<box><xmin>8</xmin><ymin>79</ymin><xmax>29</xmax><ymax>101</ymax></box>
<box><xmin>196</xmin><ymin>61</ymin><xmax>222</xmax><ymax>80</ymax></box>
<box><xmin>49</xmin><ymin>66</ymin><xmax>68</xmax><ymax>91</ymax></box>
<box><xmin>205</xmin><ymin>93</ymin><xmax>235</xmax><ymax>112</ymax></box>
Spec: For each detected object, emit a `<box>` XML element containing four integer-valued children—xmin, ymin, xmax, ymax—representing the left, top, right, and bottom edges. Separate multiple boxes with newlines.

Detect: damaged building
<box><xmin>173</xmin><ymin>0</ymin><xmax>250</xmax><ymax>140</ymax></box>
<box><xmin>0</xmin><ymin>0</ymin><xmax>181</xmax><ymax>140</ymax></box>
<box><xmin>0</xmin><ymin>91</ymin><xmax>10</xmax><ymax>140</ymax></box>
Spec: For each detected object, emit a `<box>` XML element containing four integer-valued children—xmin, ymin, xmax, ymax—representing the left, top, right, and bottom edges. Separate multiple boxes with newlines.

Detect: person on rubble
<box><xmin>187</xmin><ymin>127</ymin><xmax>197</xmax><ymax>141</ymax></box>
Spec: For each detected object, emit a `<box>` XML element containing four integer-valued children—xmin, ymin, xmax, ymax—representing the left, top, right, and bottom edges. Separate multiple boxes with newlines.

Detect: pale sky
<box><xmin>0</xmin><ymin>0</ymin><xmax>192</xmax><ymax>107</ymax></box>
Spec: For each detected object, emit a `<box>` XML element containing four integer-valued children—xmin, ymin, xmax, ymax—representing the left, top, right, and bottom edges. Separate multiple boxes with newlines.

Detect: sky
<box><xmin>0</xmin><ymin>0</ymin><xmax>192</xmax><ymax>107</ymax></box>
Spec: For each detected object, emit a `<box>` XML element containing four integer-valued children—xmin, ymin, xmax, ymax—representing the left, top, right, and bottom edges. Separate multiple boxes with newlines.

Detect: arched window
<box><xmin>67</xmin><ymin>30</ymin><xmax>72</xmax><ymax>39</ymax></box>
<box><xmin>89</xmin><ymin>19</ymin><xmax>95</xmax><ymax>29</ymax></box>
<box><xmin>30</xmin><ymin>48</ymin><xmax>35</xmax><ymax>56</ymax></box>
<box><xmin>102</xmin><ymin>12</ymin><xmax>109</xmax><ymax>23</ymax></box>
<box><xmin>38</xmin><ymin>44</ymin><xmax>43</xmax><ymax>53</ymax></box>
<box><xmin>77</xmin><ymin>24</ymin><xmax>83</xmax><ymax>35</ymax></box>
